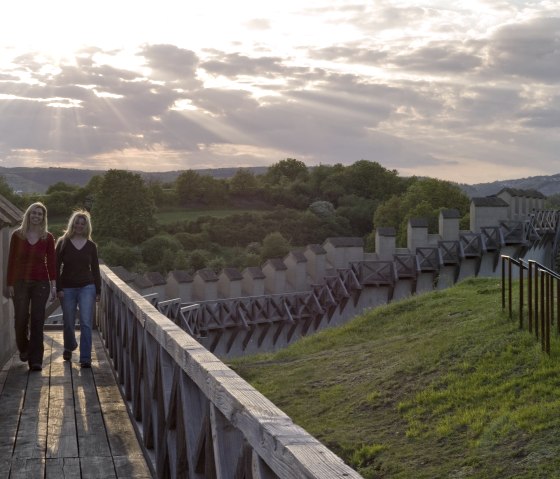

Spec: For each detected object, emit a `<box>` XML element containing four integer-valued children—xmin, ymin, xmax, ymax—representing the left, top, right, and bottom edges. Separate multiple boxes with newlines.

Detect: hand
<box><xmin>95</xmin><ymin>294</ymin><xmax>101</xmax><ymax>303</ymax></box>
<box><xmin>57</xmin><ymin>291</ymin><xmax>64</xmax><ymax>300</ymax></box>
<box><xmin>50</xmin><ymin>286</ymin><xmax>57</xmax><ymax>302</ymax></box>
<box><xmin>8</xmin><ymin>286</ymin><xmax>14</xmax><ymax>298</ymax></box>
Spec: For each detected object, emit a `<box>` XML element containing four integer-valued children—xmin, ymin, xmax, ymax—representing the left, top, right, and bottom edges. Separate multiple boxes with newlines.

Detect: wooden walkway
<box><xmin>0</xmin><ymin>330</ymin><xmax>153</xmax><ymax>478</ymax></box>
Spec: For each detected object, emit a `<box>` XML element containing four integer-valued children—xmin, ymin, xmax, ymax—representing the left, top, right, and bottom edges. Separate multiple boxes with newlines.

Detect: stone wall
<box><xmin>107</xmin><ymin>194</ymin><xmax>556</xmax><ymax>358</ymax></box>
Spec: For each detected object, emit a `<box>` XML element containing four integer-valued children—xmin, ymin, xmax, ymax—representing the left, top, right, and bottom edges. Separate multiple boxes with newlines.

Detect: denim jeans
<box><xmin>13</xmin><ymin>280</ymin><xmax>50</xmax><ymax>365</ymax></box>
<box><xmin>62</xmin><ymin>283</ymin><xmax>96</xmax><ymax>364</ymax></box>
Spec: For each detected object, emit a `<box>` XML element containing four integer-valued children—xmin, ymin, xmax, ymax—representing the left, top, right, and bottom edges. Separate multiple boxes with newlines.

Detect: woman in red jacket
<box><xmin>7</xmin><ymin>202</ymin><xmax>57</xmax><ymax>371</ymax></box>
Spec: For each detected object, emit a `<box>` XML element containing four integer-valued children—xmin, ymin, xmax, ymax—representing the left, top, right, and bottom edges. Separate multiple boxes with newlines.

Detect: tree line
<box><xmin>1</xmin><ymin>159</ymin><xmax>474</xmax><ymax>275</ymax></box>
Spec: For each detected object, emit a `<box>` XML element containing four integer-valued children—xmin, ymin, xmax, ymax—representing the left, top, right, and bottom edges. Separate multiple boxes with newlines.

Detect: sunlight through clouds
<box><xmin>1</xmin><ymin>1</ymin><xmax>560</xmax><ymax>182</ymax></box>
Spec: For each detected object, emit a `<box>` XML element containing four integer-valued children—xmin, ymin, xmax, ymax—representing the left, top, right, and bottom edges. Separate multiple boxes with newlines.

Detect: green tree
<box><xmin>140</xmin><ymin>234</ymin><xmax>182</xmax><ymax>266</ymax></box>
<box><xmin>0</xmin><ymin>176</ymin><xmax>22</xmax><ymax>206</ymax></box>
<box><xmin>176</xmin><ymin>170</ymin><xmax>203</xmax><ymax>206</ymax></box>
<box><xmin>374</xmin><ymin>178</ymin><xmax>470</xmax><ymax>246</ymax></box>
<box><xmin>43</xmin><ymin>190</ymin><xmax>79</xmax><ymax>217</ymax></box>
<box><xmin>306</xmin><ymin>163</ymin><xmax>345</xmax><ymax>202</ymax></box>
<box><xmin>188</xmin><ymin>249</ymin><xmax>212</xmax><ymax>272</ymax></box>
<box><xmin>264</xmin><ymin>158</ymin><xmax>309</xmax><ymax>185</ymax></box>
<box><xmin>545</xmin><ymin>193</ymin><xmax>560</xmax><ymax>210</ymax></box>
<box><xmin>176</xmin><ymin>170</ymin><xmax>227</xmax><ymax>206</ymax></box>
<box><xmin>92</xmin><ymin>170</ymin><xmax>155</xmax><ymax>242</ymax></box>
<box><xmin>341</xmin><ymin>160</ymin><xmax>408</xmax><ymax>201</ymax></box>
<box><xmin>309</xmin><ymin>200</ymin><xmax>335</xmax><ymax>219</ymax></box>
<box><xmin>229</xmin><ymin>168</ymin><xmax>260</xmax><ymax>198</ymax></box>
<box><xmin>146</xmin><ymin>180</ymin><xmax>168</xmax><ymax>208</ymax></box>
<box><xmin>46</xmin><ymin>181</ymin><xmax>79</xmax><ymax>194</ymax></box>
<box><xmin>98</xmin><ymin>241</ymin><xmax>142</xmax><ymax>269</ymax></box>
<box><xmin>335</xmin><ymin>195</ymin><xmax>378</xmax><ymax>236</ymax></box>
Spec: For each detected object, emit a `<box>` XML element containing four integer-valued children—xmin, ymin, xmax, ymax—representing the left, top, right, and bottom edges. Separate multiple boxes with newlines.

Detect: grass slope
<box><xmin>229</xmin><ymin>278</ymin><xmax>560</xmax><ymax>478</ymax></box>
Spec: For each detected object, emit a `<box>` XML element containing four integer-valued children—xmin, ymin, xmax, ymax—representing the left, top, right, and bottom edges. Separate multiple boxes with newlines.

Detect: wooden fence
<box><xmin>98</xmin><ymin>265</ymin><xmax>363</xmax><ymax>479</ymax></box>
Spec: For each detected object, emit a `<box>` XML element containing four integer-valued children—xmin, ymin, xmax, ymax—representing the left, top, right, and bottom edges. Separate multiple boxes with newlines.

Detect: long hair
<box><xmin>17</xmin><ymin>202</ymin><xmax>49</xmax><ymax>239</ymax></box>
<box><xmin>56</xmin><ymin>210</ymin><xmax>93</xmax><ymax>248</ymax></box>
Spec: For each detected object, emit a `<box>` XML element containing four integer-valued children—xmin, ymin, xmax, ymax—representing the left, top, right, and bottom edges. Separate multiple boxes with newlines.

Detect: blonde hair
<box><xmin>56</xmin><ymin>210</ymin><xmax>93</xmax><ymax>248</ymax></box>
<box><xmin>17</xmin><ymin>202</ymin><xmax>49</xmax><ymax>239</ymax></box>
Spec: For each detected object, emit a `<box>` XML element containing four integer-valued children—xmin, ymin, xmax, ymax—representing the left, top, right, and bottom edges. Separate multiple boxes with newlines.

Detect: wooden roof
<box><xmin>0</xmin><ymin>194</ymin><xmax>23</xmax><ymax>228</ymax></box>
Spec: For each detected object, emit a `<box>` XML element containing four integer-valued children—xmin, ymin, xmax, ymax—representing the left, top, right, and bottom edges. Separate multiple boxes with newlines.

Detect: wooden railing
<box><xmin>501</xmin><ymin>255</ymin><xmax>560</xmax><ymax>354</ymax></box>
<box><xmin>97</xmin><ymin>265</ymin><xmax>363</xmax><ymax>479</ymax></box>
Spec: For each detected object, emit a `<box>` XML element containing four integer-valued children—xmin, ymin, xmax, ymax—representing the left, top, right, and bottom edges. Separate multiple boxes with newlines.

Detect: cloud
<box><xmin>0</xmin><ymin>3</ymin><xmax>559</xmax><ymax>183</ymax></box>
<box><xmin>487</xmin><ymin>17</ymin><xmax>560</xmax><ymax>83</ymax></box>
<box><xmin>201</xmin><ymin>52</ymin><xmax>287</xmax><ymax>78</ymax></box>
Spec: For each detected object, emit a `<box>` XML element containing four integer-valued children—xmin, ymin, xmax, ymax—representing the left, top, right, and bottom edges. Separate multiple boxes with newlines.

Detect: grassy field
<box><xmin>48</xmin><ymin>207</ymin><xmax>262</xmax><ymax>234</ymax></box>
<box><xmin>229</xmin><ymin>277</ymin><xmax>560</xmax><ymax>478</ymax></box>
<box><xmin>154</xmin><ymin>207</ymin><xmax>262</xmax><ymax>225</ymax></box>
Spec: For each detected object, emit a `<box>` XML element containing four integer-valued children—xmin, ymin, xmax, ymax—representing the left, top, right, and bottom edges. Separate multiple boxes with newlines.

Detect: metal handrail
<box><xmin>501</xmin><ymin>255</ymin><xmax>560</xmax><ymax>354</ymax></box>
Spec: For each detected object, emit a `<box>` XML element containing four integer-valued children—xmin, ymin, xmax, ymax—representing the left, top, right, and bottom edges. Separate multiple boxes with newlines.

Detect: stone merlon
<box><xmin>376</xmin><ymin>227</ymin><xmax>396</xmax><ymax>237</ymax></box>
<box><xmin>168</xmin><ymin>270</ymin><xmax>193</xmax><ymax>283</ymax></box>
<box><xmin>441</xmin><ymin>208</ymin><xmax>461</xmax><ymax>219</ymax></box>
<box><xmin>471</xmin><ymin>197</ymin><xmax>509</xmax><ymax>207</ymax></box>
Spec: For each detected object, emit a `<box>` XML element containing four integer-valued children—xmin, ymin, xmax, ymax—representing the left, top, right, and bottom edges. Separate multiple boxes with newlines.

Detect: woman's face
<box><xmin>73</xmin><ymin>216</ymin><xmax>87</xmax><ymax>235</ymax></box>
<box><xmin>29</xmin><ymin>206</ymin><xmax>44</xmax><ymax>225</ymax></box>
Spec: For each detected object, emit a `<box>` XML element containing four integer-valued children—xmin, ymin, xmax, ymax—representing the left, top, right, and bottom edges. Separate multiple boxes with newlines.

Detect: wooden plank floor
<box><xmin>0</xmin><ymin>330</ymin><xmax>153</xmax><ymax>478</ymax></box>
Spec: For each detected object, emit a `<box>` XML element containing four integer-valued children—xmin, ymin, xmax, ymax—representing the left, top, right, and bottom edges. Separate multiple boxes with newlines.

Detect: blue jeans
<box><xmin>62</xmin><ymin>283</ymin><xmax>96</xmax><ymax>363</ymax></box>
<box><xmin>13</xmin><ymin>280</ymin><xmax>50</xmax><ymax>365</ymax></box>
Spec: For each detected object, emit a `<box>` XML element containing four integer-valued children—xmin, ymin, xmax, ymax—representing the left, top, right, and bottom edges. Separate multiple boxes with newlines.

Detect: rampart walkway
<box><xmin>0</xmin><ymin>330</ymin><xmax>152</xmax><ymax>478</ymax></box>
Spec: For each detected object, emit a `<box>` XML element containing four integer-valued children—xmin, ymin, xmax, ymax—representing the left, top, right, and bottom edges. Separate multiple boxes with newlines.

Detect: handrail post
<box><xmin>550</xmin><ymin>275</ymin><xmax>555</xmax><ymax>330</ymax></box>
<box><xmin>528</xmin><ymin>261</ymin><xmax>533</xmax><ymax>333</ymax></box>
<box><xmin>535</xmin><ymin>263</ymin><xmax>539</xmax><ymax>338</ymax></box>
<box><xmin>501</xmin><ymin>255</ymin><xmax>506</xmax><ymax>310</ymax></box>
<box><xmin>519</xmin><ymin>263</ymin><xmax>524</xmax><ymax>330</ymax></box>
<box><xmin>508</xmin><ymin>258</ymin><xmax>513</xmax><ymax>319</ymax></box>
<box><xmin>540</xmin><ymin>270</ymin><xmax>545</xmax><ymax>347</ymax></box>
<box><xmin>546</xmin><ymin>273</ymin><xmax>551</xmax><ymax>354</ymax></box>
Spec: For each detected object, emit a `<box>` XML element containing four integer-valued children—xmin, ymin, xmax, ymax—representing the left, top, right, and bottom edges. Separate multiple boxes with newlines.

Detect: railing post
<box><xmin>519</xmin><ymin>263</ymin><xmax>524</xmax><ymax>330</ymax></box>
<box><xmin>501</xmin><ymin>256</ymin><xmax>506</xmax><ymax>310</ymax></box>
<box><xmin>528</xmin><ymin>261</ymin><xmax>533</xmax><ymax>333</ymax></box>
<box><xmin>544</xmin><ymin>272</ymin><xmax>552</xmax><ymax>354</ymax></box>
<box><xmin>550</xmin><ymin>275</ymin><xmax>555</xmax><ymax>329</ymax></box>
<box><xmin>534</xmin><ymin>264</ymin><xmax>539</xmax><ymax>338</ymax></box>
<box><xmin>540</xmin><ymin>270</ymin><xmax>545</xmax><ymax>347</ymax></box>
<box><xmin>506</xmin><ymin>258</ymin><xmax>512</xmax><ymax>319</ymax></box>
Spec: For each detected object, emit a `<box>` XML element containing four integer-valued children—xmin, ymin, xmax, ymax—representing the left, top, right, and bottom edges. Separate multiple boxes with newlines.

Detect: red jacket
<box><xmin>7</xmin><ymin>232</ymin><xmax>56</xmax><ymax>285</ymax></box>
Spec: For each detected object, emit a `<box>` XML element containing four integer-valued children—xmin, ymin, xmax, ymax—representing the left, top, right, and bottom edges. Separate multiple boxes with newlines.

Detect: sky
<box><xmin>0</xmin><ymin>1</ymin><xmax>559</xmax><ymax>184</ymax></box>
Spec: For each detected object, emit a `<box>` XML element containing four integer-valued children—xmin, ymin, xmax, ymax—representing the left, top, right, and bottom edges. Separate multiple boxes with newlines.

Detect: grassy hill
<box><xmin>229</xmin><ymin>278</ymin><xmax>560</xmax><ymax>478</ymax></box>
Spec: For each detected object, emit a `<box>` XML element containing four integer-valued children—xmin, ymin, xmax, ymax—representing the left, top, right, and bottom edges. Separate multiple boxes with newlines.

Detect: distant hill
<box><xmin>458</xmin><ymin>173</ymin><xmax>560</xmax><ymax>198</ymax></box>
<box><xmin>2</xmin><ymin>165</ymin><xmax>560</xmax><ymax>197</ymax></box>
<box><xmin>0</xmin><ymin>166</ymin><xmax>268</xmax><ymax>194</ymax></box>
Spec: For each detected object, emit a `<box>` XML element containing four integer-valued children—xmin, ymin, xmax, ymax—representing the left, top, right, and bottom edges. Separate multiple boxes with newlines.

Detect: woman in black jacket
<box><xmin>56</xmin><ymin>210</ymin><xmax>101</xmax><ymax>368</ymax></box>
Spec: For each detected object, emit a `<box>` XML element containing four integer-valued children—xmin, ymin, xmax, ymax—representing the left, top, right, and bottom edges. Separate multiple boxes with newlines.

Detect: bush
<box><xmin>188</xmin><ymin>249</ymin><xmax>212</xmax><ymax>272</ymax></box>
<box><xmin>99</xmin><ymin>241</ymin><xmax>142</xmax><ymax>269</ymax></box>
<box><xmin>140</xmin><ymin>235</ymin><xmax>182</xmax><ymax>265</ymax></box>
<box><xmin>260</xmin><ymin>232</ymin><xmax>291</xmax><ymax>261</ymax></box>
<box><xmin>175</xmin><ymin>232</ymin><xmax>209</xmax><ymax>250</ymax></box>
<box><xmin>309</xmin><ymin>200</ymin><xmax>335</xmax><ymax>219</ymax></box>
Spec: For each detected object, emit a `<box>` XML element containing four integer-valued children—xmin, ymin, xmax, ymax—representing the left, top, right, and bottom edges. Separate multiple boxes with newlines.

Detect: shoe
<box><xmin>63</xmin><ymin>350</ymin><xmax>72</xmax><ymax>361</ymax></box>
<box><xmin>80</xmin><ymin>362</ymin><xmax>91</xmax><ymax>369</ymax></box>
<box><xmin>19</xmin><ymin>352</ymin><xmax>28</xmax><ymax>362</ymax></box>
<box><xmin>29</xmin><ymin>364</ymin><xmax>42</xmax><ymax>371</ymax></box>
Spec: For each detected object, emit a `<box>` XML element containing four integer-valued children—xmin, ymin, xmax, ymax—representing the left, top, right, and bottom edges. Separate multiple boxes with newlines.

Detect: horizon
<box><xmin>1</xmin><ymin>1</ymin><xmax>559</xmax><ymax>184</ymax></box>
<box><xmin>3</xmin><ymin>163</ymin><xmax>560</xmax><ymax>190</ymax></box>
